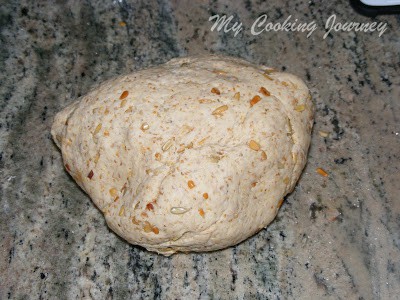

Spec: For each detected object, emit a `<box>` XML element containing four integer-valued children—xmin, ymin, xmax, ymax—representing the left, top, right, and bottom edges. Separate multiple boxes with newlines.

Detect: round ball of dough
<box><xmin>51</xmin><ymin>55</ymin><xmax>314</xmax><ymax>255</ymax></box>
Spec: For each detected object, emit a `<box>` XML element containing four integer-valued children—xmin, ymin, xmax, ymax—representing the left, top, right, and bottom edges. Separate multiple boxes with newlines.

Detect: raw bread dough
<box><xmin>51</xmin><ymin>55</ymin><xmax>314</xmax><ymax>255</ymax></box>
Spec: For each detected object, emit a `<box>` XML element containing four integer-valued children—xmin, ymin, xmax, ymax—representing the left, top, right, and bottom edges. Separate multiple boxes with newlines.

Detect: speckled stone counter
<box><xmin>1</xmin><ymin>1</ymin><xmax>399</xmax><ymax>299</ymax></box>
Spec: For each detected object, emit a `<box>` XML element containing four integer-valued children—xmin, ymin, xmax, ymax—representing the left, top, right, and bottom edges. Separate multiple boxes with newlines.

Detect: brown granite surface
<box><xmin>1</xmin><ymin>0</ymin><xmax>399</xmax><ymax>299</ymax></box>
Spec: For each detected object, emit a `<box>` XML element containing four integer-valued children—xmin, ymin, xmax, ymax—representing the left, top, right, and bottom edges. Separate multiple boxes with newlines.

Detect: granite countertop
<box><xmin>1</xmin><ymin>0</ymin><xmax>399</xmax><ymax>299</ymax></box>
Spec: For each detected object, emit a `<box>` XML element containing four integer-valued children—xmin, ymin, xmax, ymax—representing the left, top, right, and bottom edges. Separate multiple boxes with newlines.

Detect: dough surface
<box><xmin>51</xmin><ymin>55</ymin><xmax>314</xmax><ymax>255</ymax></box>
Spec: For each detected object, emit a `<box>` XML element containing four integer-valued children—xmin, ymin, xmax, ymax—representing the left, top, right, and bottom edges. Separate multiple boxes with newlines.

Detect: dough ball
<box><xmin>51</xmin><ymin>55</ymin><xmax>314</xmax><ymax>255</ymax></box>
